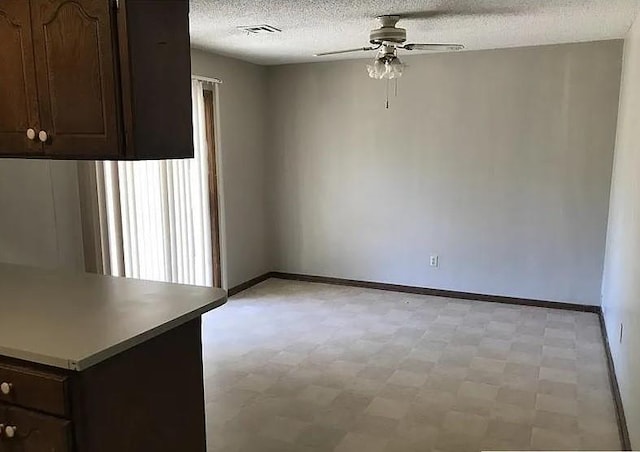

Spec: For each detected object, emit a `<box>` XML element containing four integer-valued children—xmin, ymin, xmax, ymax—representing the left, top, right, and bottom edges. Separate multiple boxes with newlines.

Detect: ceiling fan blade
<box><xmin>403</xmin><ymin>43</ymin><xmax>464</xmax><ymax>51</ymax></box>
<box><xmin>315</xmin><ymin>46</ymin><xmax>379</xmax><ymax>57</ymax></box>
<box><xmin>400</xmin><ymin>7</ymin><xmax>524</xmax><ymax>20</ymax></box>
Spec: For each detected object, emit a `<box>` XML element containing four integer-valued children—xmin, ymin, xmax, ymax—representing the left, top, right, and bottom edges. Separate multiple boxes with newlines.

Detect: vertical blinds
<box><xmin>99</xmin><ymin>80</ymin><xmax>213</xmax><ymax>286</ymax></box>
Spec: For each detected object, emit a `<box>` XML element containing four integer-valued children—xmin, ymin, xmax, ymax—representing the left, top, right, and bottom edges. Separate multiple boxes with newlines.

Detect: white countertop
<box><xmin>0</xmin><ymin>264</ymin><xmax>227</xmax><ymax>371</ymax></box>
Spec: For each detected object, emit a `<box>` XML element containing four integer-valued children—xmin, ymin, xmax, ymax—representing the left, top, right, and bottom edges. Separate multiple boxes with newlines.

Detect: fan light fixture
<box><xmin>366</xmin><ymin>54</ymin><xmax>404</xmax><ymax>80</ymax></box>
<box><xmin>367</xmin><ymin>49</ymin><xmax>405</xmax><ymax>108</ymax></box>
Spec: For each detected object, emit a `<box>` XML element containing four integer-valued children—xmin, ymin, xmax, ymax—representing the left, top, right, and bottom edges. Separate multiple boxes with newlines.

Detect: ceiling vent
<box><xmin>237</xmin><ymin>24</ymin><xmax>281</xmax><ymax>34</ymax></box>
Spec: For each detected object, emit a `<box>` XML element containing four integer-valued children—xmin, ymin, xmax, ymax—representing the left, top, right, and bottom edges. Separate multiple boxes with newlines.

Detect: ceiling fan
<box><xmin>315</xmin><ymin>15</ymin><xmax>464</xmax><ymax>80</ymax></box>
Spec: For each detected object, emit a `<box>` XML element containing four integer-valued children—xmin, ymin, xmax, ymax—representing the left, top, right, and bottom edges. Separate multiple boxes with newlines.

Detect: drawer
<box><xmin>0</xmin><ymin>404</ymin><xmax>72</xmax><ymax>452</ymax></box>
<box><xmin>0</xmin><ymin>364</ymin><xmax>69</xmax><ymax>417</ymax></box>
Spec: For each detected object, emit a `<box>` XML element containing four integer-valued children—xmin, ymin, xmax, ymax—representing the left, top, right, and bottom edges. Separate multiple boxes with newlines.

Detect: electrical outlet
<box><xmin>620</xmin><ymin>323</ymin><xmax>624</xmax><ymax>344</ymax></box>
<box><xmin>430</xmin><ymin>255</ymin><xmax>439</xmax><ymax>268</ymax></box>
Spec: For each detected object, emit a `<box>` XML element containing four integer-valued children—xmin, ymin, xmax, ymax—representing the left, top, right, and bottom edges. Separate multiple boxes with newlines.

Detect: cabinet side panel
<box><xmin>125</xmin><ymin>0</ymin><xmax>193</xmax><ymax>159</ymax></box>
<box><xmin>72</xmin><ymin>318</ymin><xmax>206</xmax><ymax>452</ymax></box>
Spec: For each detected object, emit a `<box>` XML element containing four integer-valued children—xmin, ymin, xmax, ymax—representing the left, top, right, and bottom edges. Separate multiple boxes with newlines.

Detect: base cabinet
<box><xmin>0</xmin><ymin>319</ymin><xmax>206</xmax><ymax>452</ymax></box>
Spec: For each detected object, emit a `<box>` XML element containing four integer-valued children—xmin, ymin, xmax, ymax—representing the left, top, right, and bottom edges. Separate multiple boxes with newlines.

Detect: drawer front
<box><xmin>0</xmin><ymin>404</ymin><xmax>72</xmax><ymax>452</ymax></box>
<box><xmin>0</xmin><ymin>364</ymin><xmax>68</xmax><ymax>417</ymax></box>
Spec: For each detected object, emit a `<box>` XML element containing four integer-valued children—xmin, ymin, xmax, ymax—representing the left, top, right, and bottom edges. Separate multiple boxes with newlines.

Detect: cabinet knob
<box><xmin>4</xmin><ymin>426</ymin><xmax>17</xmax><ymax>439</ymax></box>
<box><xmin>38</xmin><ymin>130</ymin><xmax>48</xmax><ymax>143</ymax></box>
<box><xmin>0</xmin><ymin>382</ymin><xmax>11</xmax><ymax>395</ymax></box>
<box><xmin>26</xmin><ymin>128</ymin><xmax>36</xmax><ymax>140</ymax></box>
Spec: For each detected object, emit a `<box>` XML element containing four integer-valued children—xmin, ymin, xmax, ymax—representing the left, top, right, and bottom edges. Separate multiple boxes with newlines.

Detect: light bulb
<box><xmin>386</xmin><ymin>57</ymin><xmax>404</xmax><ymax>79</ymax></box>
<box><xmin>367</xmin><ymin>58</ymin><xmax>387</xmax><ymax>79</ymax></box>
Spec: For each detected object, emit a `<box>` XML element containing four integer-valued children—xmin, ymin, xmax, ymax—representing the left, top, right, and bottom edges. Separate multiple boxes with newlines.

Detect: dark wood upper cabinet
<box><xmin>0</xmin><ymin>0</ymin><xmax>193</xmax><ymax>160</ymax></box>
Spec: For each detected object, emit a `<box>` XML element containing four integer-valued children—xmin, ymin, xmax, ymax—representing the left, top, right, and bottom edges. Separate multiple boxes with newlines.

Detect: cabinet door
<box><xmin>30</xmin><ymin>0</ymin><xmax>121</xmax><ymax>159</ymax></box>
<box><xmin>0</xmin><ymin>0</ymin><xmax>42</xmax><ymax>156</ymax></box>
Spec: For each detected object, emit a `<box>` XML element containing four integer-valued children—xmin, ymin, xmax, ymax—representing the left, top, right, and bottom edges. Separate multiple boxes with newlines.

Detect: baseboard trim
<box><xmin>227</xmin><ymin>273</ymin><xmax>271</xmax><ymax>297</ymax></box>
<box><xmin>269</xmin><ymin>272</ymin><xmax>600</xmax><ymax>313</ymax></box>
<box><xmin>598</xmin><ymin>313</ymin><xmax>631</xmax><ymax>450</ymax></box>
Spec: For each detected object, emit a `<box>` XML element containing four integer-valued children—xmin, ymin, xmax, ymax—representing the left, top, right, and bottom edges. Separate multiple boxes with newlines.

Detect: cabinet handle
<box><xmin>38</xmin><ymin>130</ymin><xmax>48</xmax><ymax>143</ymax></box>
<box><xmin>26</xmin><ymin>128</ymin><xmax>36</xmax><ymax>140</ymax></box>
<box><xmin>4</xmin><ymin>425</ymin><xmax>17</xmax><ymax>439</ymax></box>
<box><xmin>0</xmin><ymin>382</ymin><xmax>11</xmax><ymax>395</ymax></box>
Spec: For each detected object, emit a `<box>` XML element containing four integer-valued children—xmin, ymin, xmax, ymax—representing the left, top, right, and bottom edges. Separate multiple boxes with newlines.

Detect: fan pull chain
<box><xmin>394</xmin><ymin>79</ymin><xmax>398</xmax><ymax>97</ymax></box>
<box><xmin>385</xmin><ymin>79</ymin><xmax>390</xmax><ymax>109</ymax></box>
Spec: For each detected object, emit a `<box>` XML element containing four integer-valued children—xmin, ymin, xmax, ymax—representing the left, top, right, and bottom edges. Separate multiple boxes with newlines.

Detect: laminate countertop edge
<box><xmin>0</xmin><ymin>297</ymin><xmax>226</xmax><ymax>371</ymax></box>
<box><xmin>0</xmin><ymin>263</ymin><xmax>228</xmax><ymax>372</ymax></box>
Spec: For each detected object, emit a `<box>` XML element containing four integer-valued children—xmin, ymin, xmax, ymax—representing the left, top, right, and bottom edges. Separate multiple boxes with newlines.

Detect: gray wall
<box><xmin>191</xmin><ymin>49</ymin><xmax>271</xmax><ymax>289</ymax></box>
<box><xmin>268</xmin><ymin>40</ymin><xmax>622</xmax><ymax>305</ymax></box>
<box><xmin>0</xmin><ymin>160</ymin><xmax>84</xmax><ymax>270</ymax></box>
<box><xmin>602</xmin><ymin>16</ymin><xmax>640</xmax><ymax>448</ymax></box>
<box><xmin>0</xmin><ymin>42</ymin><xmax>623</xmax><ymax>308</ymax></box>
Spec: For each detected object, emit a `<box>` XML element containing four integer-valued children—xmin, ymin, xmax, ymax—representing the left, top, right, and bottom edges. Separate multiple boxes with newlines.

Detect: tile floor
<box><xmin>202</xmin><ymin>278</ymin><xmax>621</xmax><ymax>452</ymax></box>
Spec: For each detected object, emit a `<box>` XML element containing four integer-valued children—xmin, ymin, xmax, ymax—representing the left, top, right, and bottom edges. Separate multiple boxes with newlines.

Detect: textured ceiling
<box><xmin>189</xmin><ymin>0</ymin><xmax>640</xmax><ymax>65</ymax></box>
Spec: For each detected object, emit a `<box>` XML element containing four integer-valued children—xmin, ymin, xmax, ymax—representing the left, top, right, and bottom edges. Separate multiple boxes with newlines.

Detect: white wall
<box><xmin>0</xmin><ymin>159</ymin><xmax>84</xmax><ymax>271</ymax></box>
<box><xmin>191</xmin><ymin>49</ymin><xmax>271</xmax><ymax>288</ymax></box>
<box><xmin>602</xmin><ymin>16</ymin><xmax>640</xmax><ymax>448</ymax></box>
<box><xmin>268</xmin><ymin>41</ymin><xmax>622</xmax><ymax>305</ymax></box>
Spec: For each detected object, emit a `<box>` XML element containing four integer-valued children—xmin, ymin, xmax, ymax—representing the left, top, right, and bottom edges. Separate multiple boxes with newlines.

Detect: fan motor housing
<box><xmin>369</xmin><ymin>26</ymin><xmax>407</xmax><ymax>45</ymax></box>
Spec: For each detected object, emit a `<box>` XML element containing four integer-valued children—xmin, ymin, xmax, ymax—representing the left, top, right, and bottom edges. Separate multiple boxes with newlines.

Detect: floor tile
<box><xmin>458</xmin><ymin>381</ymin><xmax>499</xmax><ymax>401</ymax></box>
<box><xmin>258</xmin><ymin>415</ymin><xmax>308</xmax><ymax>443</ymax></box>
<box><xmin>535</xmin><ymin>392</ymin><xmax>579</xmax><ymax>415</ymax></box>
<box><xmin>496</xmin><ymin>387</ymin><xmax>536</xmax><ymax>409</ymax></box>
<box><xmin>366</xmin><ymin>397</ymin><xmax>410</xmax><ymax>420</ymax></box>
<box><xmin>335</xmin><ymin>432</ymin><xmax>388</xmax><ymax>452</ymax></box>
<box><xmin>482</xmin><ymin>419</ymin><xmax>532</xmax><ymax>450</ymax></box>
<box><xmin>295</xmin><ymin>424</ymin><xmax>347</xmax><ymax>449</ymax></box>
<box><xmin>533</xmin><ymin>410</ymin><xmax>579</xmax><ymax>434</ymax></box>
<box><xmin>297</xmin><ymin>384</ymin><xmax>341</xmax><ymax>406</ymax></box>
<box><xmin>387</xmin><ymin>369</ymin><xmax>428</xmax><ymax>388</ymax></box>
<box><xmin>442</xmin><ymin>411</ymin><xmax>489</xmax><ymax>437</ymax></box>
<box><xmin>531</xmin><ymin>426</ymin><xmax>581</xmax><ymax>450</ymax></box>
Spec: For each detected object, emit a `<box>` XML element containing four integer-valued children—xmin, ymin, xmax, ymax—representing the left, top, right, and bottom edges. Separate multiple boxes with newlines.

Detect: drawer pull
<box><xmin>0</xmin><ymin>382</ymin><xmax>11</xmax><ymax>395</ymax></box>
<box><xmin>4</xmin><ymin>425</ymin><xmax>17</xmax><ymax>439</ymax></box>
